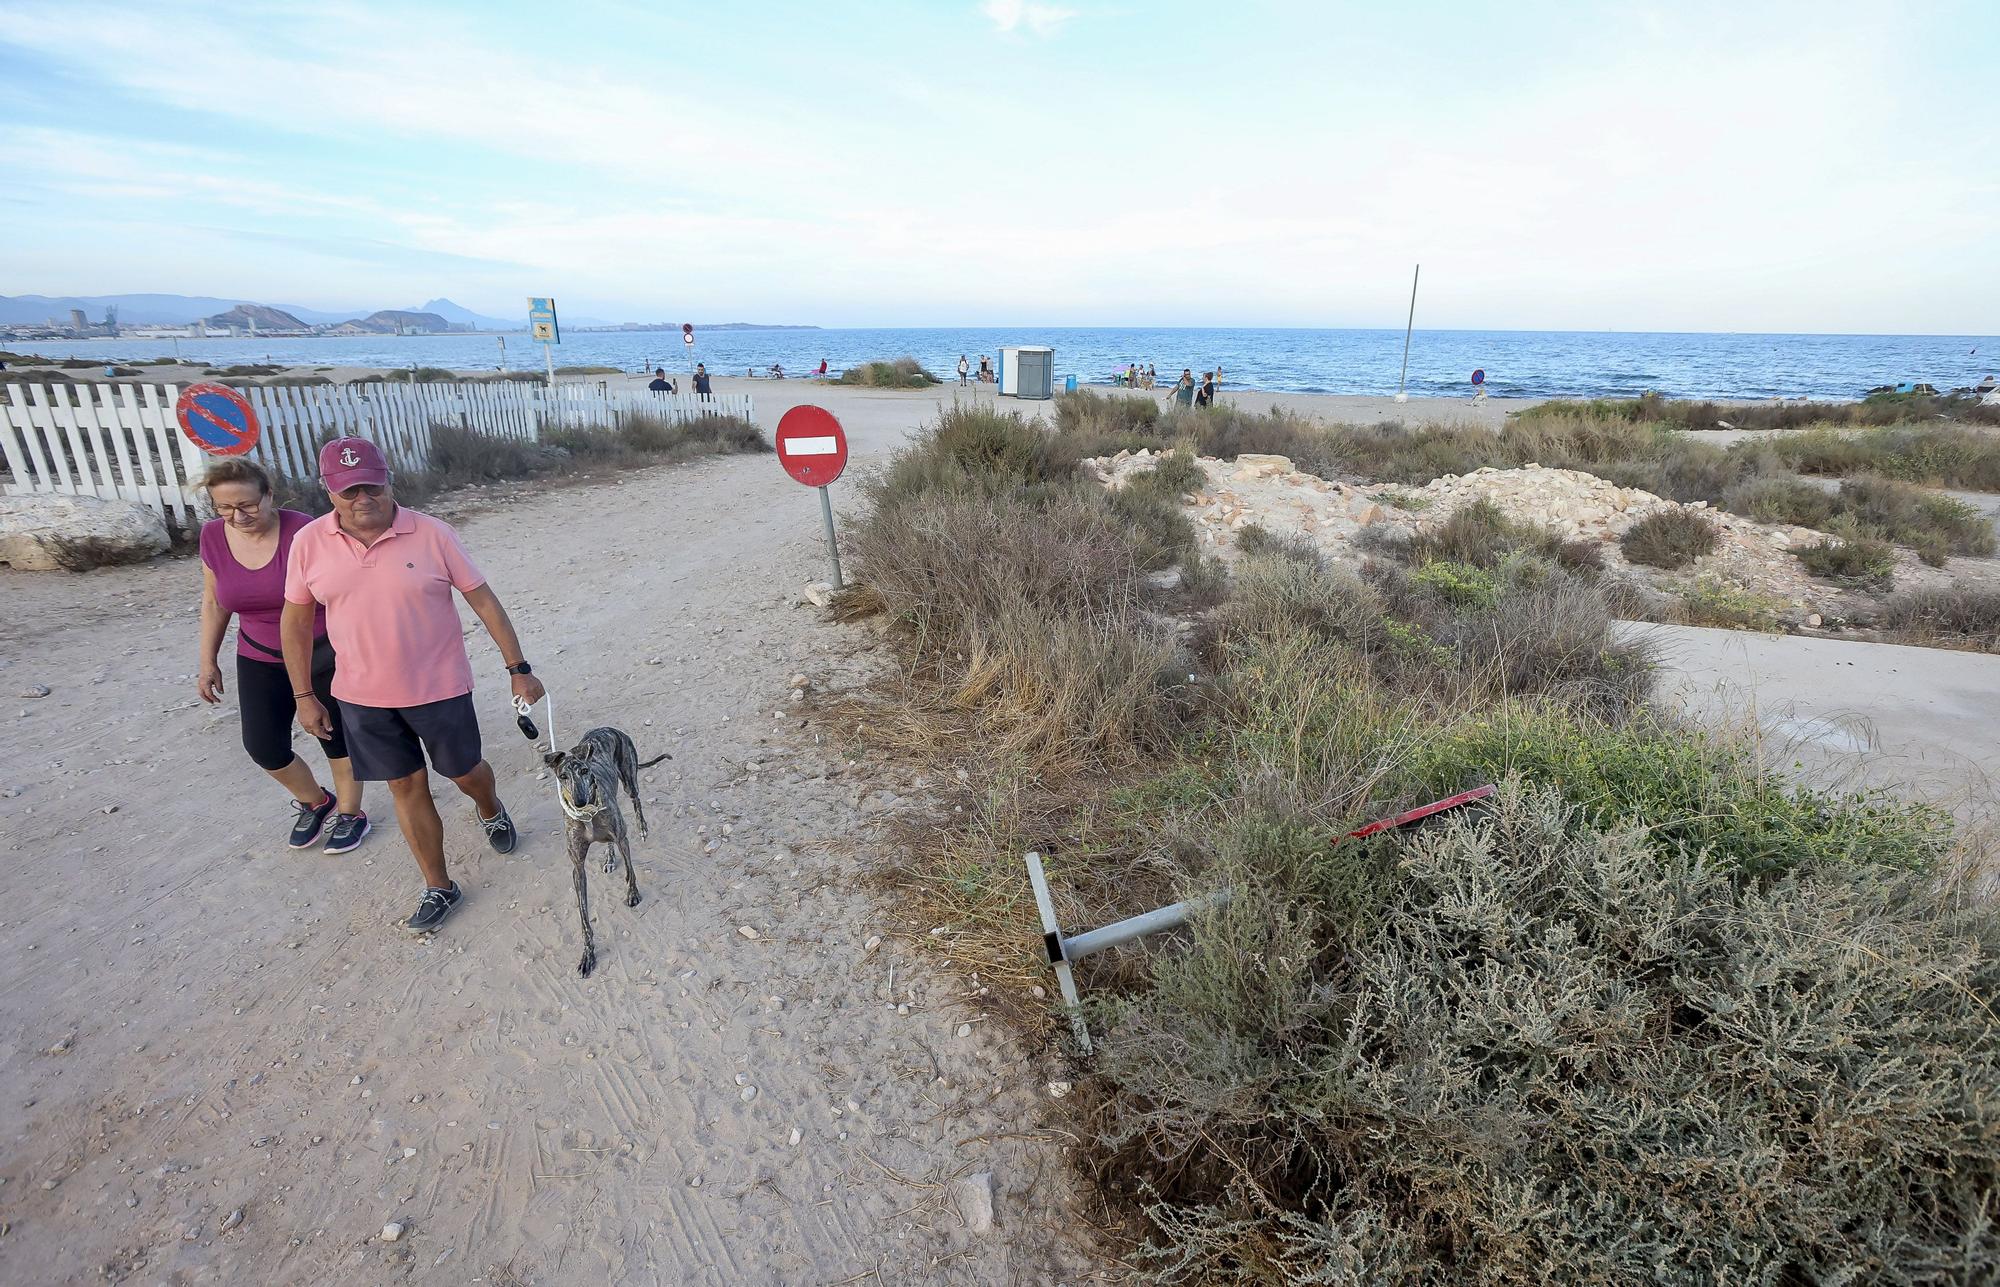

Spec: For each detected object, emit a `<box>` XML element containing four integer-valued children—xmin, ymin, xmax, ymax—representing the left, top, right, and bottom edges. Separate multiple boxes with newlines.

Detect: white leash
<box><xmin>519</xmin><ymin>691</ymin><xmax>605</xmax><ymax>823</ymax></box>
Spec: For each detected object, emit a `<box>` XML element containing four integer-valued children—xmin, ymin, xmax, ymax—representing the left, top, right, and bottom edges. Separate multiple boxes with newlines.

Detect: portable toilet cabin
<box><xmin>998</xmin><ymin>346</ymin><xmax>1055</xmax><ymax>399</ymax></box>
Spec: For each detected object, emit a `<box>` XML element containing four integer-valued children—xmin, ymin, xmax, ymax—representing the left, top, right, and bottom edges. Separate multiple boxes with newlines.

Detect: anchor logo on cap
<box><xmin>339</xmin><ymin>446</ymin><xmax>360</xmax><ymax>467</ymax></box>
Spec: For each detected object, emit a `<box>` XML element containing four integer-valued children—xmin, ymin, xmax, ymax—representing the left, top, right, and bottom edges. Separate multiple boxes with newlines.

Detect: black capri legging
<box><xmin>236</xmin><ymin>648</ymin><xmax>347</xmax><ymax>771</ymax></box>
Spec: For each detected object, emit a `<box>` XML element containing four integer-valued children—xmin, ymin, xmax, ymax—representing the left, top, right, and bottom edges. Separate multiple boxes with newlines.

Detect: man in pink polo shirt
<box><xmin>281</xmin><ymin>437</ymin><xmax>546</xmax><ymax>934</ymax></box>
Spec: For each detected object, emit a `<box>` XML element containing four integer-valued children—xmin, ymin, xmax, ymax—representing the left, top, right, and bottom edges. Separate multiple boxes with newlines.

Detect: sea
<box><xmin>7</xmin><ymin>327</ymin><xmax>1996</xmax><ymax>401</ymax></box>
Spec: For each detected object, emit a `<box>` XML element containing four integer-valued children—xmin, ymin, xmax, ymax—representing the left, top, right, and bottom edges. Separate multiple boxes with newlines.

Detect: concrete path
<box><xmin>1628</xmin><ymin>622</ymin><xmax>2000</xmax><ymax>828</ymax></box>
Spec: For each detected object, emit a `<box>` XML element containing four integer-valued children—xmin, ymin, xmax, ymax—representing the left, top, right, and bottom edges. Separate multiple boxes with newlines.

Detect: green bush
<box><xmin>872</xmin><ymin>403</ymin><xmax>1064</xmax><ymax>504</ymax></box>
<box><xmin>1105</xmin><ymin>784</ymin><xmax>2000</xmax><ymax>1285</ymax></box>
<box><xmin>1677</xmin><ymin>576</ymin><xmax>1785</xmax><ymax>631</ymax></box>
<box><xmin>1392</xmin><ymin>705</ymin><xmax>1949</xmax><ymax>874</ymax></box>
<box><xmin>837</xmin><ymin>355</ymin><xmax>936</xmax><ymax>388</ymax></box>
<box><xmin>1839</xmin><ymin>476</ymin><xmax>1996</xmax><ymax>565</ymax></box>
<box><xmin>1407</xmin><ymin>558</ymin><xmax>1498</xmax><ymax>608</ymax></box>
<box><xmin>1618</xmin><ymin>507</ymin><xmax>1718</xmax><ymax>569</ymax></box>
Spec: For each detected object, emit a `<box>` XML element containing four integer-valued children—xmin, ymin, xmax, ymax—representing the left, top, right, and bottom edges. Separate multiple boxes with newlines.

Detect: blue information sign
<box><xmin>528</xmin><ymin>296</ymin><xmax>560</xmax><ymax>344</ymax></box>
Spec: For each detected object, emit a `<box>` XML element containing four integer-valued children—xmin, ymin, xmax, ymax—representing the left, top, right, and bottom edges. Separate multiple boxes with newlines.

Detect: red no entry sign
<box><xmin>175</xmin><ymin>382</ymin><xmax>261</xmax><ymax>457</ymax></box>
<box><xmin>775</xmin><ymin>405</ymin><xmax>848</xmax><ymax>488</ymax></box>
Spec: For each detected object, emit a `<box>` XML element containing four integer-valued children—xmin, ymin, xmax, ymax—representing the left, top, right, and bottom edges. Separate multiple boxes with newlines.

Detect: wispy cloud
<box><xmin>979</xmin><ymin>0</ymin><xmax>1077</xmax><ymax>37</ymax></box>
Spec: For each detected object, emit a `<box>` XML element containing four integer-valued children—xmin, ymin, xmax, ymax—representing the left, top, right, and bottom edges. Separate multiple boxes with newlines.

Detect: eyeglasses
<box><xmin>336</xmin><ymin>483</ymin><xmax>387</xmax><ymax>500</ymax></box>
<box><xmin>211</xmin><ymin>499</ymin><xmax>266</xmax><ymax>518</ymax></box>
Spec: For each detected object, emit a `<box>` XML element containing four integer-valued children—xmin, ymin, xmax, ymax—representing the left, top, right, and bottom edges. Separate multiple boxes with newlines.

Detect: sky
<box><xmin>0</xmin><ymin>0</ymin><xmax>1993</xmax><ymax>333</ymax></box>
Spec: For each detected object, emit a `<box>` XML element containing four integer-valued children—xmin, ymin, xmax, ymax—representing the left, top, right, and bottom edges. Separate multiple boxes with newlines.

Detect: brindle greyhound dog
<box><xmin>544</xmin><ymin>727</ymin><xmax>670</xmax><ymax>977</ymax></box>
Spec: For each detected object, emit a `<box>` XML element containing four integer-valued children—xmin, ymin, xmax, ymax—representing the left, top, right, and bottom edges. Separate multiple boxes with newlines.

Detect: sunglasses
<box><xmin>335</xmin><ymin>482</ymin><xmax>388</xmax><ymax>500</ymax></box>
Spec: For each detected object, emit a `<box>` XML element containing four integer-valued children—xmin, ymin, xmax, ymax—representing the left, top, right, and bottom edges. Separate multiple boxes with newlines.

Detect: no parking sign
<box><xmin>175</xmin><ymin>383</ymin><xmax>261</xmax><ymax>457</ymax></box>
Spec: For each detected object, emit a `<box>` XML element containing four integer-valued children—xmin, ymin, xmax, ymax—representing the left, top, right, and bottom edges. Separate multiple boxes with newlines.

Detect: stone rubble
<box><xmin>1086</xmin><ymin>451</ymin><xmax>1831</xmax><ymax>610</ymax></box>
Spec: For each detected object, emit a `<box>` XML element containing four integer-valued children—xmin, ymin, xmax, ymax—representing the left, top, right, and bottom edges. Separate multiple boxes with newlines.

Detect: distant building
<box><xmin>69</xmin><ymin>308</ymin><xmax>87</xmax><ymax>333</ymax></box>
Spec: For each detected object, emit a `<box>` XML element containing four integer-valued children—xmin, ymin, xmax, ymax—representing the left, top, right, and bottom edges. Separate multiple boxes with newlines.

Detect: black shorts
<box><xmin>337</xmin><ymin>692</ymin><xmax>484</xmax><ymax>782</ymax></box>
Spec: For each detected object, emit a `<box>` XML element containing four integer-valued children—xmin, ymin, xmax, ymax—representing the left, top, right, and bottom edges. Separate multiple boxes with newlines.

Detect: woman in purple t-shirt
<box><xmin>197</xmin><ymin>458</ymin><xmax>369</xmax><ymax>853</ymax></box>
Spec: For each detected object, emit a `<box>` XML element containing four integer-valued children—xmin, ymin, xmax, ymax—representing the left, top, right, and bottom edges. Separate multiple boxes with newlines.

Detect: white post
<box><xmin>1395</xmin><ymin>263</ymin><xmax>1420</xmax><ymax>404</ymax></box>
<box><xmin>543</xmin><ymin>340</ymin><xmax>556</xmax><ymax>388</ymax></box>
<box><xmin>497</xmin><ymin>335</ymin><xmax>506</xmax><ymax>371</ymax></box>
<box><xmin>1025</xmin><ymin>852</ymin><xmax>1093</xmax><ymax>1054</ymax></box>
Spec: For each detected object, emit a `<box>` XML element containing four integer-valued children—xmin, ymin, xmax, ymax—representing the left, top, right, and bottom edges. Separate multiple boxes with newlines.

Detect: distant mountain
<box><xmin>271</xmin><ymin>302</ymin><xmax>366</xmax><ymax>326</ymax></box>
<box><xmin>0</xmin><ymin>293</ymin><xmax>248</xmax><ymax>326</ymax></box>
<box><xmin>203</xmin><ymin>303</ymin><xmax>310</xmax><ymax>331</ymax></box>
<box><xmin>326</xmin><ymin>309</ymin><xmax>453</xmax><ymax>335</ymax></box>
<box><xmin>414</xmin><ymin>298</ymin><xmax>520</xmax><ymax>331</ymax></box>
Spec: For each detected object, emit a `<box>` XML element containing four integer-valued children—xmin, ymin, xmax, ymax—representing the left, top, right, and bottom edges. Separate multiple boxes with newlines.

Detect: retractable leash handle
<box><xmin>514</xmin><ymin>691</ymin><xmax>557</xmax><ymax>755</ymax></box>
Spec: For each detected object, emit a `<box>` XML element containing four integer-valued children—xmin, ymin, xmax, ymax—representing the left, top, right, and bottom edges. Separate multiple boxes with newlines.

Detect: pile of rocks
<box><xmin>1384</xmin><ymin>465</ymin><xmax>1679</xmax><ymax>534</ymax></box>
<box><xmin>1087</xmin><ymin>450</ymin><xmax>1392</xmax><ymax>558</ymax></box>
<box><xmin>1086</xmin><ymin>451</ymin><xmax>1828</xmax><ymax>610</ymax></box>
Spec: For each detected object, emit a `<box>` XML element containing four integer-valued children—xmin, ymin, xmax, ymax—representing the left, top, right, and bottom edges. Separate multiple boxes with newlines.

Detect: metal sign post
<box><xmin>683</xmin><ymin>322</ymin><xmax>695</xmax><ymax>383</ymax></box>
<box><xmin>817</xmin><ymin>485</ymin><xmax>845</xmax><ymax>588</ymax></box>
<box><xmin>1028</xmin><ymin>784</ymin><xmax>1495</xmax><ymax>1054</ymax></box>
<box><xmin>529</xmin><ymin>296</ymin><xmax>560</xmax><ymax>386</ymax></box>
<box><xmin>775</xmin><ymin>405</ymin><xmax>850</xmax><ymax>590</ymax></box>
<box><xmin>1395</xmin><ymin>263</ymin><xmax>1420</xmax><ymax>404</ymax></box>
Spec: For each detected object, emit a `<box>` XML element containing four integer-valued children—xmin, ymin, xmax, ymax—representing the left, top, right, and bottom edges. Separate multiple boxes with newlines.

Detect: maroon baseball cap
<box><xmin>319</xmin><ymin>436</ymin><xmax>389</xmax><ymax>491</ymax></box>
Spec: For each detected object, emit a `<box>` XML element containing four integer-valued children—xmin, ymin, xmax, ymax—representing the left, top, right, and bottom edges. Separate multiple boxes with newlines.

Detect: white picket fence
<box><xmin>0</xmin><ymin>380</ymin><xmax>755</xmax><ymax>525</ymax></box>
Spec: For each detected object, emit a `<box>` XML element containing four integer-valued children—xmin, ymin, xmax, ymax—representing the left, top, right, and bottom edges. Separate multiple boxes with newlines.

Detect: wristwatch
<box><xmin>507</xmin><ymin>661</ymin><xmax>533</xmax><ymax>676</ymax></box>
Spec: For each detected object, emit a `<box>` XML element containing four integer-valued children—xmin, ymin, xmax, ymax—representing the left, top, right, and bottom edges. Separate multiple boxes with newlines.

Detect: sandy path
<box><xmin>0</xmin><ymin>392</ymin><xmax>1117</xmax><ymax>1284</ymax></box>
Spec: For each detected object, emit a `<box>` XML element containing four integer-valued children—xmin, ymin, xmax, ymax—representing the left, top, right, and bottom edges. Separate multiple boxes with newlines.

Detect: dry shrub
<box><xmin>1098</xmin><ymin>783</ymin><xmax>2000</xmax><ymax>1285</ymax></box>
<box><xmin>42</xmin><ymin>534</ymin><xmax>160</xmax><ymax>572</ymax></box>
<box><xmin>846</xmin><ymin>481</ymin><xmax>1185</xmax><ymax>772</ymax></box>
<box><xmin>1877</xmin><ymin>585</ymin><xmax>2000</xmax><ymax>652</ymax></box>
<box><xmin>1618</xmin><ymin>506</ymin><xmax>1718</xmax><ymax>569</ymax></box>
<box><xmin>1796</xmin><ymin>536</ymin><xmax>1897</xmax><ymax>589</ymax></box>
<box><xmin>1839</xmin><ymin>476</ymin><xmax>1996</xmax><ymax>565</ymax></box>
<box><xmin>1772</xmin><ymin>424</ymin><xmax>2000</xmax><ymax>489</ymax></box>
<box><xmin>874</xmin><ymin>403</ymin><xmax>1065</xmax><ymax>503</ymax></box>
<box><xmin>1724</xmin><ymin>474</ymin><xmax>1842</xmax><ymax>527</ymax></box>
<box><xmin>838</xmin><ymin>356</ymin><xmax>936</xmax><ymax>388</ymax></box>
<box><xmin>1370</xmin><ymin>498</ymin><xmax>1602</xmax><ymax>574</ymax></box>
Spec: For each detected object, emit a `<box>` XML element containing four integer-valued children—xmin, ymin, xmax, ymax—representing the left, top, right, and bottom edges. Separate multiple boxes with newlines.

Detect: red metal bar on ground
<box><xmin>1344</xmin><ymin>784</ymin><xmax>1496</xmax><ymax>840</ymax></box>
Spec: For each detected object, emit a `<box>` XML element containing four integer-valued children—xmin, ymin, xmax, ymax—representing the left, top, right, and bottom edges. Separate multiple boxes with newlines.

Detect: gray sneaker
<box><xmin>404</xmin><ymin>882</ymin><xmax>462</xmax><ymax>934</ymax></box>
<box><xmin>323</xmin><ymin>811</ymin><xmax>371</xmax><ymax>855</ymax></box>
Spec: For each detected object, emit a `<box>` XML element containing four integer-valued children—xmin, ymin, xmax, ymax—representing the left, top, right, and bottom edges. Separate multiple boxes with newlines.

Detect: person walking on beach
<box><xmin>1195</xmin><ymin>371</ymin><xmax>1216</xmax><ymax>408</ymax></box>
<box><xmin>196</xmin><ymin>458</ymin><xmax>369</xmax><ymax>855</ymax></box>
<box><xmin>957</xmin><ymin>355</ymin><xmax>969</xmax><ymax>386</ymax></box>
<box><xmin>282</xmin><ymin>438</ymin><xmax>545</xmax><ymax>934</ymax></box>
<box><xmin>1145</xmin><ymin>364</ymin><xmax>1157</xmax><ymax>388</ymax></box>
<box><xmin>693</xmin><ymin>363</ymin><xmax>713</xmax><ymax>401</ymax></box>
<box><xmin>1171</xmin><ymin>369</ymin><xmax>1196</xmax><ymax>407</ymax></box>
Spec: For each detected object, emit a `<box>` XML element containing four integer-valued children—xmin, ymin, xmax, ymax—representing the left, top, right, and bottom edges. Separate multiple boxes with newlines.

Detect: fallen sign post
<box><xmin>175</xmin><ymin>382</ymin><xmax>261</xmax><ymax>457</ymax></box>
<box><xmin>774</xmin><ymin>404</ymin><xmax>849</xmax><ymax>589</ymax></box>
<box><xmin>1028</xmin><ymin>783</ymin><xmax>1496</xmax><ymax>1054</ymax></box>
